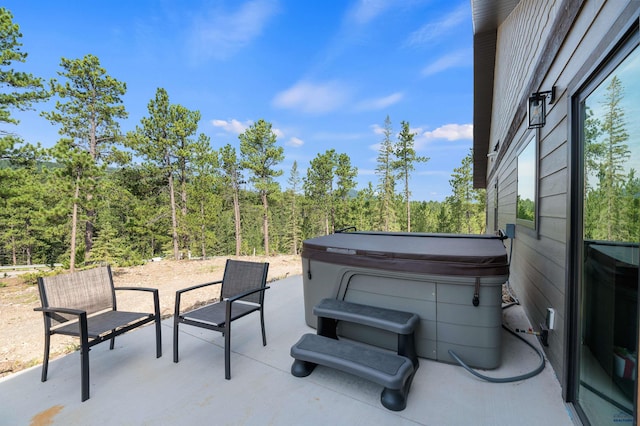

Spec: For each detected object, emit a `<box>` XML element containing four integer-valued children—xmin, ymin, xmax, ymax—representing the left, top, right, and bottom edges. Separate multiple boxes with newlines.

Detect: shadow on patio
<box><xmin>1</xmin><ymin>274</ymin><xmax>574</xmax><ymax>425</ymax></box>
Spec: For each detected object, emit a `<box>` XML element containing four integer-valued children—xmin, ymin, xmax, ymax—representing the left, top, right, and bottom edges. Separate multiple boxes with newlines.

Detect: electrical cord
<box><xmin>448</xmin><ymin>323</ymin><xmax>546</xmax><ymax>383</ymax></box>
<box><xmin>503</xmin><ymin>230</ymin><xmax>520</xmax><ymax>305</ymax></box>
<box><xmin>450</xmin><ymin>230</ymin><xmax>543</xmax><ymax>383</ymax></box>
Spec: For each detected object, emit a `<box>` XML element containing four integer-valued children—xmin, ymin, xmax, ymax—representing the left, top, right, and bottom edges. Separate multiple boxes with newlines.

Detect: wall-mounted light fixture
<box><xmin>528</xmin><ymin>86</ymin><xmax>556</xmax><ymax>129</ymax></box>
<box><xmin>487</xmin><ymin>141</ymin><xmax>499</xmax><ymax>159</ymax></box>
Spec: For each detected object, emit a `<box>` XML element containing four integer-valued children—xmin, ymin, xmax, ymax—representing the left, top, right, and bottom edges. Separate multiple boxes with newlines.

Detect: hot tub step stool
<box><xmin>291</xmin><ymin>334</ymin><xmax>415</xmax><ymax>411</ymax></box>
<box><xmin>290</xmin><ymin>298</ymin><xmax>420</xmax><ymax>411</ymax></box>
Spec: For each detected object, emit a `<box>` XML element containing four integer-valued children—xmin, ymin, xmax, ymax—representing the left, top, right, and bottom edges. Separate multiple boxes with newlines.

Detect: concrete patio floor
<box><xmin>1</xmin><ymin>274</ymin><xmax>576</xmax><ymax>425</ymax></box>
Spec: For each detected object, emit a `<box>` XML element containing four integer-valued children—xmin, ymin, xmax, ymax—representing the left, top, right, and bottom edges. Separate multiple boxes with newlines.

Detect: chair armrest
<box><xmin>227</xmin><ymin>286</ymin><xmax>270</xmax><ymax>303</ymax></box>
<box><xmin>34</xmin><ymin>306</ymin><xmax>89</xmax><ymax>341</ymax></box>
<box><xmin>224</xmin><ymin>286</ymin><xmax>270</xmax><ymax>328</ymax></box>
<box><xmin>174</xmin><ymin>280</ymin><xmax>223</xmax><ymax>316</ymax></box>
<box><xmin>176</xmin><ymin>280</ymin><xmax>222</xmax><ymax>296</ymax></box>
<box><xmin>115</xmin><ymin>287</ymin><xmax>161</xmax><ymax>316</ymax></box>
<box><xmin>34</xmin><ymin>306</ymin><xmax>86</xmax><ymax>316</ymax></box>
<box><xmin>115</xmin><ymin>286</ymin><xmax>158</xmax><ymax>293</ymax></box>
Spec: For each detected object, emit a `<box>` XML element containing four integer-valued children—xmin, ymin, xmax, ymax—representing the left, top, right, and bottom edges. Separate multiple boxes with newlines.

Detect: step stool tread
<box><xmin>314</xmin><ymin>298</ymin><xmax>419</xmax><ymax>334</ymax></box>
<box><xmin>290</xmin><ymin>333</ymin><xmax>413</xmax><ymax>389</ymax></box>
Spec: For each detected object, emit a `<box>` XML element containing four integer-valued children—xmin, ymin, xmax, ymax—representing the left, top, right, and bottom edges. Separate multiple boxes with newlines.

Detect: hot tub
<box><xmin>301</xmin><ymin>231</ymin><xmax>510</xmax><ymax>369</ymax></box>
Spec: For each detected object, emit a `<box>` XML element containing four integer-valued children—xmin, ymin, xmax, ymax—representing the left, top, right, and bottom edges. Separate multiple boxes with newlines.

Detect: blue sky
<box><xmin>5</xmin><ymin>0</ymin><xmax>474</xmax><ymax>201</ymax></box>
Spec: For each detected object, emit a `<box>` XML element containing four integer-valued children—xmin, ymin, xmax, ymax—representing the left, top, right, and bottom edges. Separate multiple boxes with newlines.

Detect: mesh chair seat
<box><xmin>183</xmin><ymin>302</ymin><xmax>260</xmax><ymax>328</ymax></box>
<box><xmin>53</xmin><ymin>310</ymin><xmax>155</xmax><ymax>338</ymax></box>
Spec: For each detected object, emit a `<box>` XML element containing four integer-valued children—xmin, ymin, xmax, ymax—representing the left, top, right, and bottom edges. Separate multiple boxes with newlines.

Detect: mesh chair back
<box><xmin>38</xmin><ymin>266</ymin><xmax>115</xmax><ymax>326</ymax></box>
<box><xmin>220</xmin><ymin>259</ymin><xmax>269</xmax><ymax>304</ymax></box>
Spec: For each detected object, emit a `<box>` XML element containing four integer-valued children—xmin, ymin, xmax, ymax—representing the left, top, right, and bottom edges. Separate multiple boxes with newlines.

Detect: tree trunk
<box><xmin>85</xmin><ymin>202</ymin><xmax>94</xmax><ymax>263</ymax></box>
<box><xmin>168</xmin><ymin>171</ymin><xmax>180</xmax><ymax>260</ymax></box>
<box><xmin>180</xmin><ymin>164</ymin><xmax>188</xmax><ymax>252</ymax></box>
<box><xmin>262</xmin><ymin>191</ymin><xmax>269</xmax><ymax>256</ymax></box>
<box><xmin>291</xmin><ymin>195</ymin><xmax>298</xmax><ymax>255</ymax></box>
<box><xmin>85</xmin><ymin>112</ymin><xmax>97</xmax><ymax>263</ymax></box>
<box><xmin>233</xmin><ymin>188</ymin><xmax>241</xmax><ymax>256</ymax></box>
<box><xmin>70</xmin><ymin>176</ymin><xmax>80</xmax><ymax>272</ymax></box>
<box><xmin>11</xmin><ymin>235</ymin><xmax>16</xmax><ymax>265</ymax></box>
<box><xmin>405</xmin><ymin>173</ymin><xmax>411</xmax><ymax>232</ymax></box>
<box><xmin>200</xmin><ymin>201</ymin><xmax>206</xmax><ymax>259</ymax></box>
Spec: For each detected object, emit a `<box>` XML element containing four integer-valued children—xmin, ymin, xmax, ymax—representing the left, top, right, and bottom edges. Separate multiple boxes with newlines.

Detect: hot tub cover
<box><xmin>302</xmin><ymin>231</ymin><xmax>510</xmax><ymax>277</ymax></box>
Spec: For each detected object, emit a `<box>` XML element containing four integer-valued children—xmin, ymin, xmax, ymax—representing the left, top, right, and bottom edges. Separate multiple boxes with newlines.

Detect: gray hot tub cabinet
<box><xmin>301</xmin><ymin>232</ymin><xmax>510</xmax><ymax>369</ymax></box>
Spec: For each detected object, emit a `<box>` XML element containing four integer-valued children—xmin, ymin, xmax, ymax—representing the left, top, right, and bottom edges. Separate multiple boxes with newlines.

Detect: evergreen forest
<box><xmin>0</xmin><ymin>8</ymin><xmax>486</xmax><ymax>269</ymax></box>
<box><xmin>583</xmin><ymin>74</ymin><xmax>639</xmax><ymax>244</ymax></box>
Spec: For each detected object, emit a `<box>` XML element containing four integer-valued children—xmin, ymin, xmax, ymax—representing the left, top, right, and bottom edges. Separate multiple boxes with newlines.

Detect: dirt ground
<box><xmin>0</xmin><ymin>255</ymin><xmax>302</xmax><ymax>379</ymax></box>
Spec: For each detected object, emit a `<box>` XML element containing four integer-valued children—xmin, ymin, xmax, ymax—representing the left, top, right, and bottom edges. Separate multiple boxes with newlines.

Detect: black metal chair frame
<box><xmin>34</xmin><ymin>265</ymin><xmax>162</xmax><ymax>402</ymax></box>
<box><xmin>173</xmin><ymin>259</ymin><xmax>269</xmax><ymax>379</ymax></box>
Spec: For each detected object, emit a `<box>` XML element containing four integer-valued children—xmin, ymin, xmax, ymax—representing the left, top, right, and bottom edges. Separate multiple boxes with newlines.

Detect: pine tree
<box><xmin>598</xmin><ymin>76</ymin><xmax>630</xmax><ymax>240</ymax></box>
<box><xmin>0</xmin><ymin>8</ymin><xmax>48</xmax><ymax>132</ymax></box>
<box><xmin>239</xmin><ymin>119</ymin><xmax>284</xmax><ymax>255</ymax></box>
<box><xmin>353</xmin><ymin>182</ymin><xmax>378</xmax><ymax>231</ymax></box>
<box><xmin>286</xmin><ymin>161</ymin><xmax>302</xmax><ymax>254</ymax></box>
<box><xmin>304</xmin><ymin>149</ymin><xmax>337</xmax><ymax>235</ymax></box>
<box><xmin>446</xmin><ymin>149</ymin><xmax>486</xmax><ymax>234</ymax></box>
<box><xmin>220</xmin><ymin>144</ymin><xmax>243</xmax><ymax>256</ymax></box>
<box><xmin>394</xmin><ymin>121</ymin><xmax>429</xmax><ymax>232</ymax></box>
<box><xmin>334</xmin><ymin>153</ymin><xmax>357</xmax><ymax>230</ymax></box>
<box><xmin>126</xmin><ymin>88</ymin><xmax>201</xmax><ymax>260</ymax></box>
<box><xmin>90</xmin><ymin>221</ymin><xmax>125</xmax><ymax>266</ymax></box>
<box><xmin>188</xmin><ymin>134</ymin><xmax>220</xmax><ymax>259</ymax></box>
<box><xmin>375</xmin><ymin>115</ymin><xmax>397</xmax><ymax>231</ymax></box>
<box><xmin>42</xmin><ymin>54</ymin><xmax>128</xmax><ymax>270</ymax></box>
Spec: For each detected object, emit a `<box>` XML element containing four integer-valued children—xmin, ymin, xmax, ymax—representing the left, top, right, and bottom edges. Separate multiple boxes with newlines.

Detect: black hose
<box><xmin>448</xmin><ymin>323</ymin><xmax>546</xmax><ymax>383</ymax></box>
<box><xmin>448</xmin><ymin>229</ymin><xmax>543</xmax><ymax>382</ymax></box>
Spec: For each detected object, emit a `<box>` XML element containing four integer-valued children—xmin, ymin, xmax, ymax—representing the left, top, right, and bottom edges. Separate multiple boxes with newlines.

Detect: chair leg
<box><xmin>260</xmin><ymin>308</ymin><xmax>267</xmax><ymax>346</ymax></box>
<box><xmin>41</xmin><ymin>332</ymin><xmax>50</xmax><ymax>382</ymax></box>
<box><xmin>173</xmin><ymin>317</ymin><xmax>180</xmax><ymax>363</ymax></box>
<box><xmin>155</xmin><ymin>314</ymin><xmax>162</xmax><ymax>358</ymax></box>
<box><xmin>154</xmin><ymin>291</ymin><xmax>162</xmax><ymax>358</ymax></box>
<box><xmin>80</xmin><ymin>339</ymin><xmax>90</xmax><ymax>402</ymax></box>
<box><xmin>224</xmin><ymin>323</ymin><xmax>231</xmax><ymax>380</ymax></box>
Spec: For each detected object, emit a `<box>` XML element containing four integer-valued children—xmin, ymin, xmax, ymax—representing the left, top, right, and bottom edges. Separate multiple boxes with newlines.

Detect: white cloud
<box><xmin>348</xmin><ymin>0</ymin><xmax>395</xmax><ymax>25</ymax></box>
<box><xmin>212</xmin><ymin>119</ymin><xmax>286</xmax><ymax>140</ymax></box>
<box><xmin>422</xmin><ymin>123</ymin><xmax>473</xmax><ymax>141</ymax></box>
<box><xmin>405</xmin><ymin>4</ymin><xmax>469</xmax><ymax>47</ymax></box>
<box><xmin>272</xmin><ymin>80</ymin><xmax>351</xmax><ymax>114</ymax></box>
<box><xmin>190</xmin><ymin>0</ymin><xmax>280</xmax><ymax>61</ymax></box>
<box><xmin>355</xmin><ymin>92</ymin><xmax>404</xmax><ymax>111</ymax></box>
<box><xmin>287</xmin><ymin>136</ymin><xmax>304</xmax><ymax>147</ymax></box>
<box><xmin>421</xmin><ymin>49</ymin><xmax>472</xmax><ymax>76</ymax></box>
<box><xmin>211</xmin><ymin>119</ymin><xmax>252</xmax><ymax>134</ymax></box>
<box><xmin>272</xmin><ymin>127</ymin><xmax>285</xmax><ymax>138</ymax></box>
<box><xmin>370</xmin><ymin>124</ymin><xmax>386</xmax><ymax>135</ymax></box>
<box><xmin>409</xmin><ymin>126</ymin><xmax>424</xmax><ymax>135</ymax></box>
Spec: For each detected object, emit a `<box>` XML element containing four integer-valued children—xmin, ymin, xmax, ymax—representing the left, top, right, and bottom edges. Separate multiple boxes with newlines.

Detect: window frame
<box><xmin>516</xmin><ymin>133</ymin><xmax>538</xmax><ymax>230</ymax></box>
<box><xmin>566</xmin><ymin>15</ymin><xmax>640</xmax><ymax>424</ymax></box>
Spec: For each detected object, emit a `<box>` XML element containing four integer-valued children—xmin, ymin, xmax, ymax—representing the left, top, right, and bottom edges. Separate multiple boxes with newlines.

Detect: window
<box><xmin>573</xmin><ymin>26</ymin><xmax>639</xmax><ymax>426</ymax></box>
<box><xmin>516</xmin><ymin>135</ymin><xmax>537</xmax><ymax>227</ymax></box>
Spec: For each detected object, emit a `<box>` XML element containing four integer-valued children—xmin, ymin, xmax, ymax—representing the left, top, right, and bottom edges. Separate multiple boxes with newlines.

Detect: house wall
<box><xmin>485</xmin><ymin>0</ymin><xmax>633</xmax><ymax>385</ymax></box>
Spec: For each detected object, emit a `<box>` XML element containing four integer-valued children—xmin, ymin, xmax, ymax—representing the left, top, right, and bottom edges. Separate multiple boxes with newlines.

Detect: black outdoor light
<box><xmin>528</xmin><ymin>86</ymin><xmax>556</xmax><ymax>129</ymax></box>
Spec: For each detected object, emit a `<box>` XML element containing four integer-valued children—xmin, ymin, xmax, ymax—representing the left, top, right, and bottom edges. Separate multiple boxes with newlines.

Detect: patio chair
<box><xmin>173</xmin><ymin>259</ymin><xmax>270</xmax><ymax>379</ymax></box>
<box><xmin>34</xmin><ymin>265</ymin><xmax>162</xmax><ymax>402</ymax></box>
